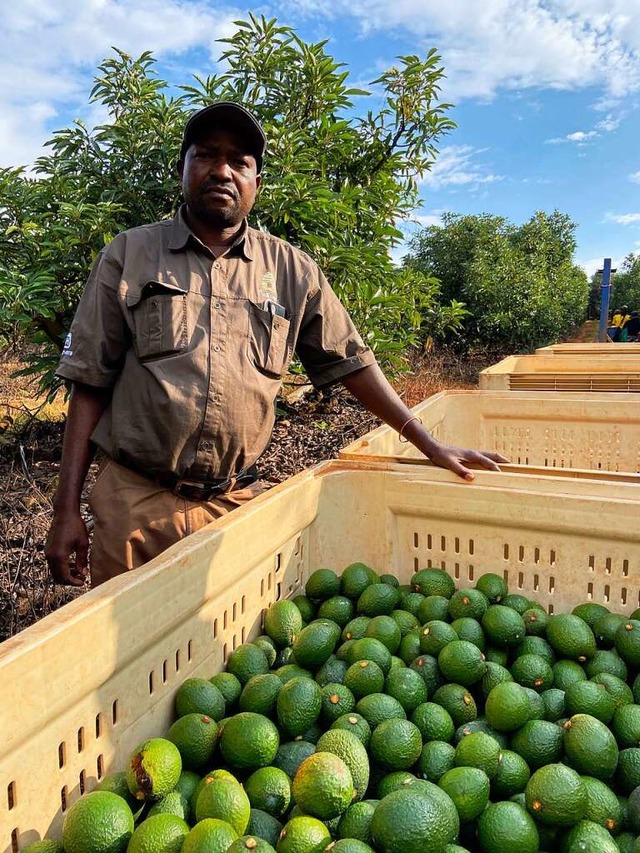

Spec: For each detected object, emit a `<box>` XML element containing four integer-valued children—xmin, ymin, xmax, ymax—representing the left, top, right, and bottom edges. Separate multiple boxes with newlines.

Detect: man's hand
<box><xmin>425</xmin><ymin>441</ymin><xmax>508</xmax><ymax>482</ymax></box>
<box><xmin>341</xmin><ymin>364</ymin><xmax>509</xmax><ymax>482</ymax></box>
<box><xmin>45</xmin><ymin>511</ymin><xmax>90</xmax><ymax>586</ymax></box>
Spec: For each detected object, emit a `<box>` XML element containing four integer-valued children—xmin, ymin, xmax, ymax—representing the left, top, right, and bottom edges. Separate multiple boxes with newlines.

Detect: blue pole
<box><xmin>598</xmin><ymin>257</ymin><xmax>613</xmax><ymax>342</ymax></box>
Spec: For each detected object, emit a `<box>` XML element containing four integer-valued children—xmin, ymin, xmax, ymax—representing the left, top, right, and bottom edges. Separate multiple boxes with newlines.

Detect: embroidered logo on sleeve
<box><xmin>61</xmin><ymin>332</ymin><xmax>73</xmax><ymax>358</ymax></box>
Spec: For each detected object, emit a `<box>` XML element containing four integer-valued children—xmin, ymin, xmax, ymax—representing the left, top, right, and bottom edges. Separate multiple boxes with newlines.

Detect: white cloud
<box><xmin>546</xmin><ymin>113</ymin><xmax>622</xmax><ymax>144</ymax></box>
<box><xmin>596</xmin><ymin>114</ymin><xmax>621</xmax><ymax>132</ymax></box>
<box><xmin>630</xmin><ymin>171</ymin><xmax>640</xmax><ymax>183</ymax></box>
<box><xmin>578</xmin><ymin>256</ymin><xmax>625</xmax><ymax>278</ymax></box>
<box><xmin>411</xmin><ymin>212</ymin><xmax>446</xmax><ymax>229</ymax></box>
<box><xmin>278</xmin><ymin>0</ymin><xmax>640</xmax><ymax>101</ymax></box>
<box><xmin>606</xmin><ymin>212</ymin><xmax>640</xmax><ymax>225</ymax></box>
<box><xmin>0</xmin><ymin>0</ymin><xmax>242</xmax><ymax>167</ymax></box>
<box><xmin>420</xmin><ymin>146</ymin><xmax>503</xmax><ymax>191</ymax></box>
<box><xmin>566</xmin><ymin>131</ymin><xmax>598</xmax><ymax>142</ymax></box>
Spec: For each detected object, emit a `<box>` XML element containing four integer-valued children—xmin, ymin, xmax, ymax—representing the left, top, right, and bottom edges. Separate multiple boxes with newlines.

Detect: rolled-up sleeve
<box><xmin>55</xmin><ymin>248</ymin><xmax>128</xmax><ymax>388</ymax></box>
<box><xmin>295</xmin><ymin>267</ymin><xmax>376</xmax><ymax>388</ymax></box>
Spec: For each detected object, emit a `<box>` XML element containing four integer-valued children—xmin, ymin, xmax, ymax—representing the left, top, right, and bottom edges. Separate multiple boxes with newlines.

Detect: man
<box><xmin>46</xmin><ymin>102</ymin><xmax>504</xmax><ymax>587</ymax></box>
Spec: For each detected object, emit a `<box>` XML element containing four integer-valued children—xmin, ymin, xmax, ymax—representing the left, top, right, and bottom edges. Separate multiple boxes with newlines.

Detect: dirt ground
<box><xmin>0</xmin><ymin>345</ymin><xmax>498</xmax><ymax>642</ymax></box>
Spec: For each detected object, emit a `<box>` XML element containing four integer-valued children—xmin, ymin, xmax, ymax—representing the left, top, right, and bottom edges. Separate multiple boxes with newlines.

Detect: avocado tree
<box><xmin>405</xmin><ymin>211</ymin><xmax>589</xmax><ymax>352</ymax></box>
<box><xmin>0</xmin><ymin>15</ymin><xmax>461</xmax><ymax>393</ymax></box>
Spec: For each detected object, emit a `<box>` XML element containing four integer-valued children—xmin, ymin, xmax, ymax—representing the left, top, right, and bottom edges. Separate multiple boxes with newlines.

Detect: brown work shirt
<box><xmin>56</xmin><ymin>207</ymin><xmax>375</xmax><ymax>481</ymax></box>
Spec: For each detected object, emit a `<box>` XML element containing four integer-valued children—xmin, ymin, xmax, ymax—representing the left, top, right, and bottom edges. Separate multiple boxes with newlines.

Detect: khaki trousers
<box><xmin>88</xmin><ymin>459</ymin><xmax>264</xmax><ymax>586</ymax></box>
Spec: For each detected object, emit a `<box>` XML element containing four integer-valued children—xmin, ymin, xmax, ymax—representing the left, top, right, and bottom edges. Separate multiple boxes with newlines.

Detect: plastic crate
<box><xmin>3</xmin><ymin>460</ymin><xmax>640</xmax><ymax>850</ymax></box>
<box><xmin>536</xmin><ymin>343</ymin><xmax>640</xmax><ymax>354</ymax></box>
<box><xmin>479</xmin><ymin>354</ymin><xmax>640</xmax><ymax>392</ymax></box>
<box><xmin>339</xmin><ymin>390</ymin><xmax>640</xmax><ymax>475</ymax></box>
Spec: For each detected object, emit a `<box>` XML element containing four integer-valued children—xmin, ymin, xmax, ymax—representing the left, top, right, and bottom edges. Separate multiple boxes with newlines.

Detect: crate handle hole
<box><xmin>58</xmin><ymin>742</ymin><xmax>66</xmax><ymax>769</ymax></box>
<box><xmin>149</xmin><ymin>671</ymin><xmax>155</xmax><ymax>695</ymax></box>
<box><xmin>11</xmin><ymin>829</ymin><xmax>18</xmax><ymax>853</ymax></box>
<box><xmin>97</xmin><ymin>754</ymin><xmax>105</xmax><ymax>779</ymax></box>
<box><xmin>79</xmin><ymin>770</ymin><xmax>86</xmax><ymax>795</ymax></box>
<box><xmin>61</xmin><ymin>785</ymin><xmax>68</xmax><ymax>813</ymax></box>
<box><xmin>112</xmin><ymin>700</ymin><xmax>119</xmax><ymax>725</ymax></box>
<box><xmin>162</xmin><ymin>660</ymin><xmax>168</xmax><ymax>684</ymax></box>
<box><xmin>7</xmin><ymin>781</ymin><xmax>16</xmax><ymax>810</ymax></box>
<box><xmin>95</xmin><ymin>713</ymin><xmax>103</xmax><ymax>739</ymax></box>
<box><xmin>77</xmin><ymin>727</ymin><xmax>85</xmax><ymax>753</ymax></box>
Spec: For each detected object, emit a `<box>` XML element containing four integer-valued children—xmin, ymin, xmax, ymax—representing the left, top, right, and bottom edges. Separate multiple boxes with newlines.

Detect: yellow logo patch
<box><xmin>258</xmin><ymin>271</ymin><xmax>277</xmax><ymax>300</ymax></box>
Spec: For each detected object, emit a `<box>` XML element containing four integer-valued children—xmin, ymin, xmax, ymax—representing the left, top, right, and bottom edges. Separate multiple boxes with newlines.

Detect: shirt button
<box><xmin>214</xmin><ymin>302</ymin><xmax>221</xmax><ymax>309</ymax></box>
<box><xmin>213</xmin><ymin>345</ymin><xmax>221</xmax><ymax>352</ymax></box>
<box><xmin>213</xmin><ymin>262</ymin><xmax>220</xmax><ymax>270</ymax></box>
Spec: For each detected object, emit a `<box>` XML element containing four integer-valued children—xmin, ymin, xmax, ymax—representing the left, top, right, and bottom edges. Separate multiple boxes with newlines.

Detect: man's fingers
<box><xmin>484</xmin><ymin>451</ymin><xmax>509</xmax><ymax>464</ymax></box>
<box><xmin>75</xmin><ymin>540</ymin><xmax>89</xmax><ymax>575</ymax></box>
<box><xmin>475</xmin><ymin>453</ymin><xmax>502</xmax><ymax>472</ymax></box>
<box><xmin>442</xmin><ymin>456</ymin><xmax>475</xmax><ymax>482</ymax></box>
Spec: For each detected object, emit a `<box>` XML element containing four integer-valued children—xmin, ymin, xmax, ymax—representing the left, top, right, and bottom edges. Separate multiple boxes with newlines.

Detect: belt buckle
<box><xmin>173</xmin><ymin>479</ymin><xmax>213</xmax><ymax>501</ymax></box>
<box><xmin>173</xmin><ymin>477</ymin><xmax>235</xmax><ymax>501</ymax></box>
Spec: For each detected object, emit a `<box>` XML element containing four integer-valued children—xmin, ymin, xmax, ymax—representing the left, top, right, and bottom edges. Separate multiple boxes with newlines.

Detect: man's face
<box><xmin>178</xmin><ymin>126</ymin><xmax>261</xmax><ymax>230</ymax></box>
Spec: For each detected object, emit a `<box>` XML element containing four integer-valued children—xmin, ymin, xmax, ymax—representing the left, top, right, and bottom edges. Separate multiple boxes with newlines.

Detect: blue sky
<box><xmin>2</xmin><ymin>1</ymin><xmax>640</xmax><ymax>277</ymax></box>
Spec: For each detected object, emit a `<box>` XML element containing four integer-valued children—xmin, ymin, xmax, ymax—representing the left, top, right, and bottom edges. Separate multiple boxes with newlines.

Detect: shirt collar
<box><xmin>169</xmin><ymin>205</ymin><xmax>253</xmax><ymax>261</ymax></box>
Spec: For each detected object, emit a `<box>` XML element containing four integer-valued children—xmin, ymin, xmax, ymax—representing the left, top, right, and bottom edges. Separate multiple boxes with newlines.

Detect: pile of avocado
<box><xmin>42</xmin><ymin>564</ymin><xmax>640</xmax><ymax>853</ymax></box>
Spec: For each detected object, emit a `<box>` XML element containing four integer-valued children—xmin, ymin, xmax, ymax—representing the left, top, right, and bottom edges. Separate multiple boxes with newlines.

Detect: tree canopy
<box><xmin>405</xmin><ymin>211</ymin><xmax>590</xmax><ymax>352</ymax></box>
<box><xmin>0</xmin><ymin>15</ymin><xmax>463</xmax><ymax>392</ymax></box>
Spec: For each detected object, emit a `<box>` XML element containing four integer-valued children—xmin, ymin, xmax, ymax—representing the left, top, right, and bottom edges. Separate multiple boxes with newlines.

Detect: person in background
<box><xmin>609</xmin><ymin>307</ymin><xmax>624</xmax><ymax>341</ymax></box>
<box><xmin>623</xmin><ymin>310</ymin><xmax>640</xmax><ymax>342</ymax></box>
<box><xmin>45</xmin><ymin>102</ymin><xmax>506</xmax><ymax>589</ymax></box>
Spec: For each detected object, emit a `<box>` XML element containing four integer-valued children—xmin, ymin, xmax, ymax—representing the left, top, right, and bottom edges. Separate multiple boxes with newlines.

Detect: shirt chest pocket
<box><xmin>127</xmin><ymin>281</ymin><xmax>188</xmax><ymax>361</ymax></box>
<box><xmin>248</xmin><ymin>301</ymin><xmax>292</xmax><ymax>379</ymax></box>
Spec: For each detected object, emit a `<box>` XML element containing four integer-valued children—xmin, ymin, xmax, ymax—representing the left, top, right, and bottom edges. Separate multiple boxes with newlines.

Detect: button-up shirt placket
<box><xmin>194</xmin><ymin>256</ymin><xmax>229</xmax><ymax>479</ymax></box>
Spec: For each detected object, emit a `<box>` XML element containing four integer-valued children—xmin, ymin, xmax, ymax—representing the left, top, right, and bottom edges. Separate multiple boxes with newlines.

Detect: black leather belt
<box><xmin>154</xmin><ymin>465</ymin><xmax>259</xmax><ymax>501</ymax></box>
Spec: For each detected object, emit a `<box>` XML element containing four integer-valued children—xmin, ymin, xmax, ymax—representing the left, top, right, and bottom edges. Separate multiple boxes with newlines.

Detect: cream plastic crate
<box><xmin>340</xmin><ymin>390</ymin><xmax>640</xmax><ymax>475</ymax></box>
<box><xmin>479</xmin><ymin>354</ymin><xmax>640</xmax><ymax>392</ymax></box>
<box><xmin>3</xmin><ymin>460</ymin><xmax>640</xmax><ymax>850</ymax></box>
<box><xmin>536</xmin><ymin>343</ymin><xmax>640</xmax><ymax>355</ymax></box>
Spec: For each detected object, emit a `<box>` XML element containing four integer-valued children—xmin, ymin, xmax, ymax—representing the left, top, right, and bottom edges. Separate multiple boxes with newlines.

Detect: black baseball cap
<box><xmin>179</xmin><ymin>102</ymin><xmax>266</xmax><ymax>172</ymax></box>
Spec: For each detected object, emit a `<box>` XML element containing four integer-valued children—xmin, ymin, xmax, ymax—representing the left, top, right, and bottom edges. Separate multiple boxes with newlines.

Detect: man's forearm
<box><xmin>53</xmin><ymin>382</ymin><xmax>112</xmax><ymax>513</ymax></box>
<box><xmin>340</xmin><ymin>363</ymin><xmax>437</xmax><ymax>454</ymax></box>
<box><xmin>341</xmin><ymin>362</ymin><xmax>504</xmax><ymax>480</ymax></box>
